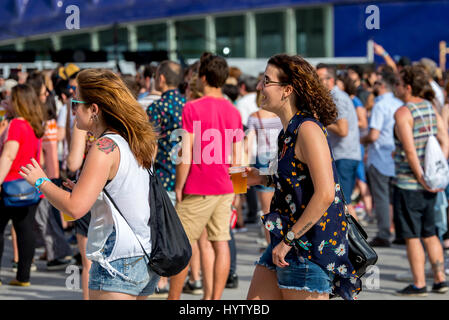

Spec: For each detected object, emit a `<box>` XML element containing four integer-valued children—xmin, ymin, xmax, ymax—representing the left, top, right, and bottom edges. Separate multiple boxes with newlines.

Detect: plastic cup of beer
<box><xmin>229</xmin><ymin>166</ymin><xmax>248</xmax><ymax>194</ymax></box>
<box><xmin>62</xmin><ymin>212</ymin><xmax>76</xmax><ymax>222</ymax></box>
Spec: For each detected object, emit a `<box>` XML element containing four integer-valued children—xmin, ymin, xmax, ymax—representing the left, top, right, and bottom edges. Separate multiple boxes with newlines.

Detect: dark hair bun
<box><xmin>200</xmin><ymin>52</ymin><xmax>214</xmax><ymax>64</ymax></box>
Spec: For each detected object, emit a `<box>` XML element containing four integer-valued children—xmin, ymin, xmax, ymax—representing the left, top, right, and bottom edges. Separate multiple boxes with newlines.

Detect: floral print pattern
<box><xmin>261</xmin><ymin>111</ymin><xmax>361</xmax><ymax>300</ymax></box>
<box><xmin>147</xmin><ymin>89</ymin><xmax>186</xmax><ymax>191</ymax></box>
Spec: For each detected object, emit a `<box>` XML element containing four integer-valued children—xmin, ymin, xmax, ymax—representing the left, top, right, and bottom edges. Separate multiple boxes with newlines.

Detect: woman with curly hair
<box><xmin>246</xmin><ymin>54</ymin><xmax>360</xmax><ymax>300</ymax></box>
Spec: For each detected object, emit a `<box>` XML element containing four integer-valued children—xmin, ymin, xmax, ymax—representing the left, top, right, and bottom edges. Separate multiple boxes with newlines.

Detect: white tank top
<box><xmin>86</xmin><ymin>134</ymin><xmax>152</xmax><ymax>280</ymax></box>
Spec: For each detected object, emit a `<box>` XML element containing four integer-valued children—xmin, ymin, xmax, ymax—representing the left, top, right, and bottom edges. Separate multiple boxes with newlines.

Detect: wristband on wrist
<box><xmin>35</xmin><ymin>177</ymin><xmax>51</xmax><ymax>192</ymax></box>
<box><xmin>382</xmin><ymin>51</ymin><xmax>389</xmax><ymax>57</ymax></box>
<box><xmin>283</xmin><ymin>236</ymin><xmax>294</xmax><ymax>247</ymax></box>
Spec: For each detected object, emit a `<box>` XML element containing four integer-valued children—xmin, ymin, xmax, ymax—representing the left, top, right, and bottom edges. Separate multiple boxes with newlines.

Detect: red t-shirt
<box><xmin>182</xmin><ymin>96</ymin><xmax>244</xmax><ymax>195</ymax></box>
<box><xmin>42</xmin><ymin>119</ymin><xmax>59</xmax><ymax>179</ymax></box>
<box><xmin>1</xmin><ymin>118</ymin><xmax>41</xmax><ymax>182</ymax></box>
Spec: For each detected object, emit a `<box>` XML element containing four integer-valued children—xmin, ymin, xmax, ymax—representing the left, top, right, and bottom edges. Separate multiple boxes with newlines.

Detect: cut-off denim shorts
<box><xmin>88</xmin><ymin>228</ymin><xmax>160</xmax><ymax>297</ymax></box>
<box><xmin>256</xmin><ymin>242</ymin><xmax>334</xmax><ymax>294</ymax></box>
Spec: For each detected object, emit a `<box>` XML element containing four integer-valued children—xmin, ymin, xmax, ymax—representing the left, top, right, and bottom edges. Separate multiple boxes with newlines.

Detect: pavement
<box><xmin>0</xmin><ymin>218</ymin><xmax>449</xmax><ymax>300</ymax></box>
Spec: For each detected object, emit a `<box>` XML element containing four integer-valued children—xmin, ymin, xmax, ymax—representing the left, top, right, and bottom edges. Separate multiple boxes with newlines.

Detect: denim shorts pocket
<box><xmin>277</xmin><ymin>257</ymin><xmax>332</xmax><ymax>294</ymax></box>
<box><xmin>116</xmin><ymin>256</ymin><xmax>150</xmax><ymax>286</ymax></box>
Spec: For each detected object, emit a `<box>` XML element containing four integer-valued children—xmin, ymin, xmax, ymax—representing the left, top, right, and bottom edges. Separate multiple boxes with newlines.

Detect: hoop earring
<box><xmin>91</xmin><ymin>114</ymin><xmax>99</xmax><ymax>122</ymax></box>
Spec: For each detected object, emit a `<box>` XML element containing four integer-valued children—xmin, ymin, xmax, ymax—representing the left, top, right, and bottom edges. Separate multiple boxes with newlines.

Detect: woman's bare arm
<box><xmin>20</xmin><ymin>137</ymin><xmax>119</xmax><ymax>219</ymax></box>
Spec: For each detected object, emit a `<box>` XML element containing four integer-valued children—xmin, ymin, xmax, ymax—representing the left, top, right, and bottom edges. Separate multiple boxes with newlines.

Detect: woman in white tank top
<box><xmin>19</xmin><ymin>69</ymin><xmax>159</xmax><ymax>300</ymax></box>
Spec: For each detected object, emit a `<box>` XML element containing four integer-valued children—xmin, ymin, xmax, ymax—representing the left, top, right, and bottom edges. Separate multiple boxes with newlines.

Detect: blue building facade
<box><xmin>0</xmin><ymin>0</ymin><xmax>447</xmax><ymax>64</ymax></box>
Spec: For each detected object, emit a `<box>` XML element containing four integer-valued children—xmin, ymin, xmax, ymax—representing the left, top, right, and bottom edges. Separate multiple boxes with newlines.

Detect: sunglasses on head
<box><xmin>70</xmin><ymin>98</ymin><xmax>87</xmax><ymax>111</ymax></box>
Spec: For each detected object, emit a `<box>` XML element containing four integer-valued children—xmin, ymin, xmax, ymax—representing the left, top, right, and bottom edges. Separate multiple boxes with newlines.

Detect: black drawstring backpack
<box><xmin>103</xmin><ymin>168</ymin><xmax>192</xmax><ymax>277</ymax></box>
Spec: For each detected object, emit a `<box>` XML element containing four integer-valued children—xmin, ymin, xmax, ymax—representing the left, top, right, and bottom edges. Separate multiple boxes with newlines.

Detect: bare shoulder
<box><xmin>394</xmin><ymin>105</ymin><xmax>411</xmax><ymax>119</ymax></box>
<box><xmin>296</xmin><ymin>120</ymin><xmax>328</xmax><ymax>162</ymax></box>
<box><xmin>95</xmin><ymin>137</ymin><xmax>118</xmax><ymax>155</ymax></box>
<box><xmin>297</xmin><ymin>120</ymin><xmax>326</xmax><ymax>139</ymax></box>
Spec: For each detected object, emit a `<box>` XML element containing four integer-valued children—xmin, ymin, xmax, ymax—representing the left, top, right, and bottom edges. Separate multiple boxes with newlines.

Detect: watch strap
<box><xmin>283</xmin><ymin>233</ymin><xmax>295</xmax><ymax>246</ymax></box>
<box><xmin>35</xmin><ymin>177</ymin><xmax>51</xmax><ymax>191</ymax></box>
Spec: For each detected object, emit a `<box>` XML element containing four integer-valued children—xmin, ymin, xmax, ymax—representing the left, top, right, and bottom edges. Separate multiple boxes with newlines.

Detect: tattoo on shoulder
<box><xmin>96</xmin><ymin>137</ymin><xmax>117</xmax><ymax>155</ymax></box>
<box><xmin>295</xmin><ymin>222</ymin><xmax>313</xmax><ymax>238</ymax></box>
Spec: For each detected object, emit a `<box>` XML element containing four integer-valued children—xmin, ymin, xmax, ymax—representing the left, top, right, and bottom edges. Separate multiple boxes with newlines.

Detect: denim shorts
<box><xmin>88</xmin><ymin>229</ymin><xmax>160</xmax><ymax>297</ymax></box>
<box><xmin>254</xmin><ymin>184</ymin><xmax>275</xmax><ymax>192</ymax></box>
<box><xmin>256</xmin><ymin>243</ymin><xmax>333</xmax><ymax>294</ymax></box>
<box><xmin>254</xmin><ymin>156</ymin><xmax>275</xmax><ymax>193</ymax></box>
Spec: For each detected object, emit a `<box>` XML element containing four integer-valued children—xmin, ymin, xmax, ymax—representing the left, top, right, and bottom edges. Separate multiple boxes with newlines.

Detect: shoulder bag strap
<box><xmin>410</xmin><ymin>102</ymin><xmax>434</xmax><ymax>136</ymax></box>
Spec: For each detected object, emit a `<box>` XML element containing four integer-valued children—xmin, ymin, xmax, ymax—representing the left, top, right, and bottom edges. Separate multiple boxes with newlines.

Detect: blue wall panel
<box><xmin>0</xmin><ymin>0</ymin><xmax>377</xmax><ymax>41</ymax></box>
<box><xmin>334</xmin><ymin>1</ymin><xmax>449</xmax><ymax>63</ymax></box>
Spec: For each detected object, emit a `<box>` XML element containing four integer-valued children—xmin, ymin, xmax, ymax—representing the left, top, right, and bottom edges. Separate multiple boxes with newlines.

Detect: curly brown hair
<box><xmin>267</xmin><ymin>54</ymin><xmax>337</xmax><ymax>126</ymax></box>
<box><xmin>400</xmin><ymin>65</ymin><xmax>435</xmax><ymax>101</ymax></box>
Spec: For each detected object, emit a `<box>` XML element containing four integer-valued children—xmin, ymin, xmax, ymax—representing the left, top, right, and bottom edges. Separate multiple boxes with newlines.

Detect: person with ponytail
<box><xmin>245</xmin><ymin>54</ymin><xmax>360</xmax><ymax>300</ymax></box>
<box><xmin>19</xmin><ymin>69</ymin><xmax>160</xmax><ymax>299</ymax></box>
<box><xmin>0</xmin><ymin>84</ymin><xmax>45</xmax><ymax>287</ymax></box>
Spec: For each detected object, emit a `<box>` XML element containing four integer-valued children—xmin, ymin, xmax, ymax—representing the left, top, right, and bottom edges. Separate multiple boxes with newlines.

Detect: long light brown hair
<box><xmin>10</xmin><ymin>84</ymin><xmax>45</xmax><ymax>138</ymax></box>
<box><xmin>77</xmin><ymin>69</ymin><xmax>157</xmax><ymax>168</ymax></box>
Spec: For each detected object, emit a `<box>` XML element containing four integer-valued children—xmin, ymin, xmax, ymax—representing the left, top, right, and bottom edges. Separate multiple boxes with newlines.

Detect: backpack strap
<box><xmin>102</xmin><ymin>185</ymin><xmax>152</xmax><ymax>262</ymax></box>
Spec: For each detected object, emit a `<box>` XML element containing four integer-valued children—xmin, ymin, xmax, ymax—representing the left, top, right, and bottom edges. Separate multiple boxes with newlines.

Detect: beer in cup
<box><xmin>229</xmin><ymin>166</ymin><xmax>248</xmax><ymax>194</ymax></box>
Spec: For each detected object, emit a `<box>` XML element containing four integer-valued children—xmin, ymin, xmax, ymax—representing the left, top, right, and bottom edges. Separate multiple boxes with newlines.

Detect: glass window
<box><xmin>296</xmin><ymin>8</ymin><xmax>325</xmax><ymax>57</ymax></box>
<box><xmin>0</xmin><ymin>44</ymin><xmax>17</xmax><ymax>51</ymax></box>
<box><xmin>215</xmin><ymin>16</ymin><xmax>245</xmax><ymax>58</ymax></box>
<box><xmin>256</xmin><ymin>12</ymin><xmax>285</xmax><ymax>58</ymax></box>
<box><xmin>99</xmin><ymin>26</ymin><xmax>128</xmax><ymax>60</ymax></box>
<box><xmin>176</xmin><ymin>19</ymin><xmax>206</xmax><ymax>59</ymax></box>
<box><xmin>137</xmin><ymin>23</ymin><xmax>167</xmax><ymax>51</ymax></box>
<box><xmin>24</xmin><ymin>38</ymin><xmax>53</xmax><ymax>60</ymax></box>
<box><xmin>60</xmin><ymin>33</ymin><xmax>91</xmax><ymax>50</ymax></box>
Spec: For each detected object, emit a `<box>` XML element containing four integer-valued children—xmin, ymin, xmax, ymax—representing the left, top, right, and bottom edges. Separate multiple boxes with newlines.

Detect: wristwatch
<box><xmin>35</xmin><ymin>177</ymin><xmax>51</xmax><ymax>192</ymax></box>
<box><xmin>283</xmin><ymin>230</ymin><xmax>296</xmax><ymax>246</ymax></box>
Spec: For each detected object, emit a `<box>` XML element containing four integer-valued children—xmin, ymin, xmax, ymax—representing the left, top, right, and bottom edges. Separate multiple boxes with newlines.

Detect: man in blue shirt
<box><xmin>317</xmin><ymin>64</ymin><xmax>362</xmax><ymax>221</ymax></box>
<box><xmin>361</xmin><ymin>70</ymin><xmax>403</xmax><ymax>247</ymax></box>
<box><xmin>147</xmin><ymin>61</ymin><xmax>186</xmax><ymax>295</ymax></box>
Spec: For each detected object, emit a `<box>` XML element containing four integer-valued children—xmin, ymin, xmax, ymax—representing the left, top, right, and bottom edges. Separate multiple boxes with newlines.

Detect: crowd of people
<box><xmin>1</xmin><ymin>41</ymin><xmax>449</xmax><ymax>299</ymax></box>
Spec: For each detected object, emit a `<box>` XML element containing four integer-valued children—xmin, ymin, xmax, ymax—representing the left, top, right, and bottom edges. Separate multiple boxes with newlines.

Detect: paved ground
<box><xmin>0</xmin><ymin>219</ymin><xmax>448</xmax><ymax>300</ymax></box>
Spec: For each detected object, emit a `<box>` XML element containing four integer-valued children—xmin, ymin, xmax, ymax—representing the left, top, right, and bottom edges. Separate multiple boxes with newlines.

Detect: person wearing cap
<box><xmin>58</xmin><ymin>63</ymin><xmax>80</xmax><ymax>81</ymax></box>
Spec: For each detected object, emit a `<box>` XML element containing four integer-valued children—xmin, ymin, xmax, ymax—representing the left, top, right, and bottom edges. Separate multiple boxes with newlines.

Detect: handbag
<box><xmin>103</xmin><ymin>168</ymin><xmax>192</xmax><ymax>277</ymax></box>
<box><xmin>338</xmin><ymin>179</ymin><xmax>378</xmax><ymax>278</ymax></box>
<box><xmin>1</xmin><ymin>132</ymin><xmax>41</xmax><ymax>207</ymax></box>
<box><xmin>2</xmin><ymin>179</ymin><xmax>41</xmax><ymax>207</ymax></box>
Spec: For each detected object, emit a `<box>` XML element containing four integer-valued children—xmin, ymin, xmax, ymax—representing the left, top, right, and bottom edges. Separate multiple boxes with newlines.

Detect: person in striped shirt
<box><xmin>392</xmin><ymin>65</ymin><xmax>449</xmax><ymax>296</ymax></box>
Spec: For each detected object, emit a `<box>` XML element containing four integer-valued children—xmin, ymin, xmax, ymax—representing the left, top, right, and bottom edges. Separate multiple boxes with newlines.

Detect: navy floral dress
<box><xmin>261</xmin><ymin>111</ymin><xmax>361</xmax><ymax>300</ymax></box>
